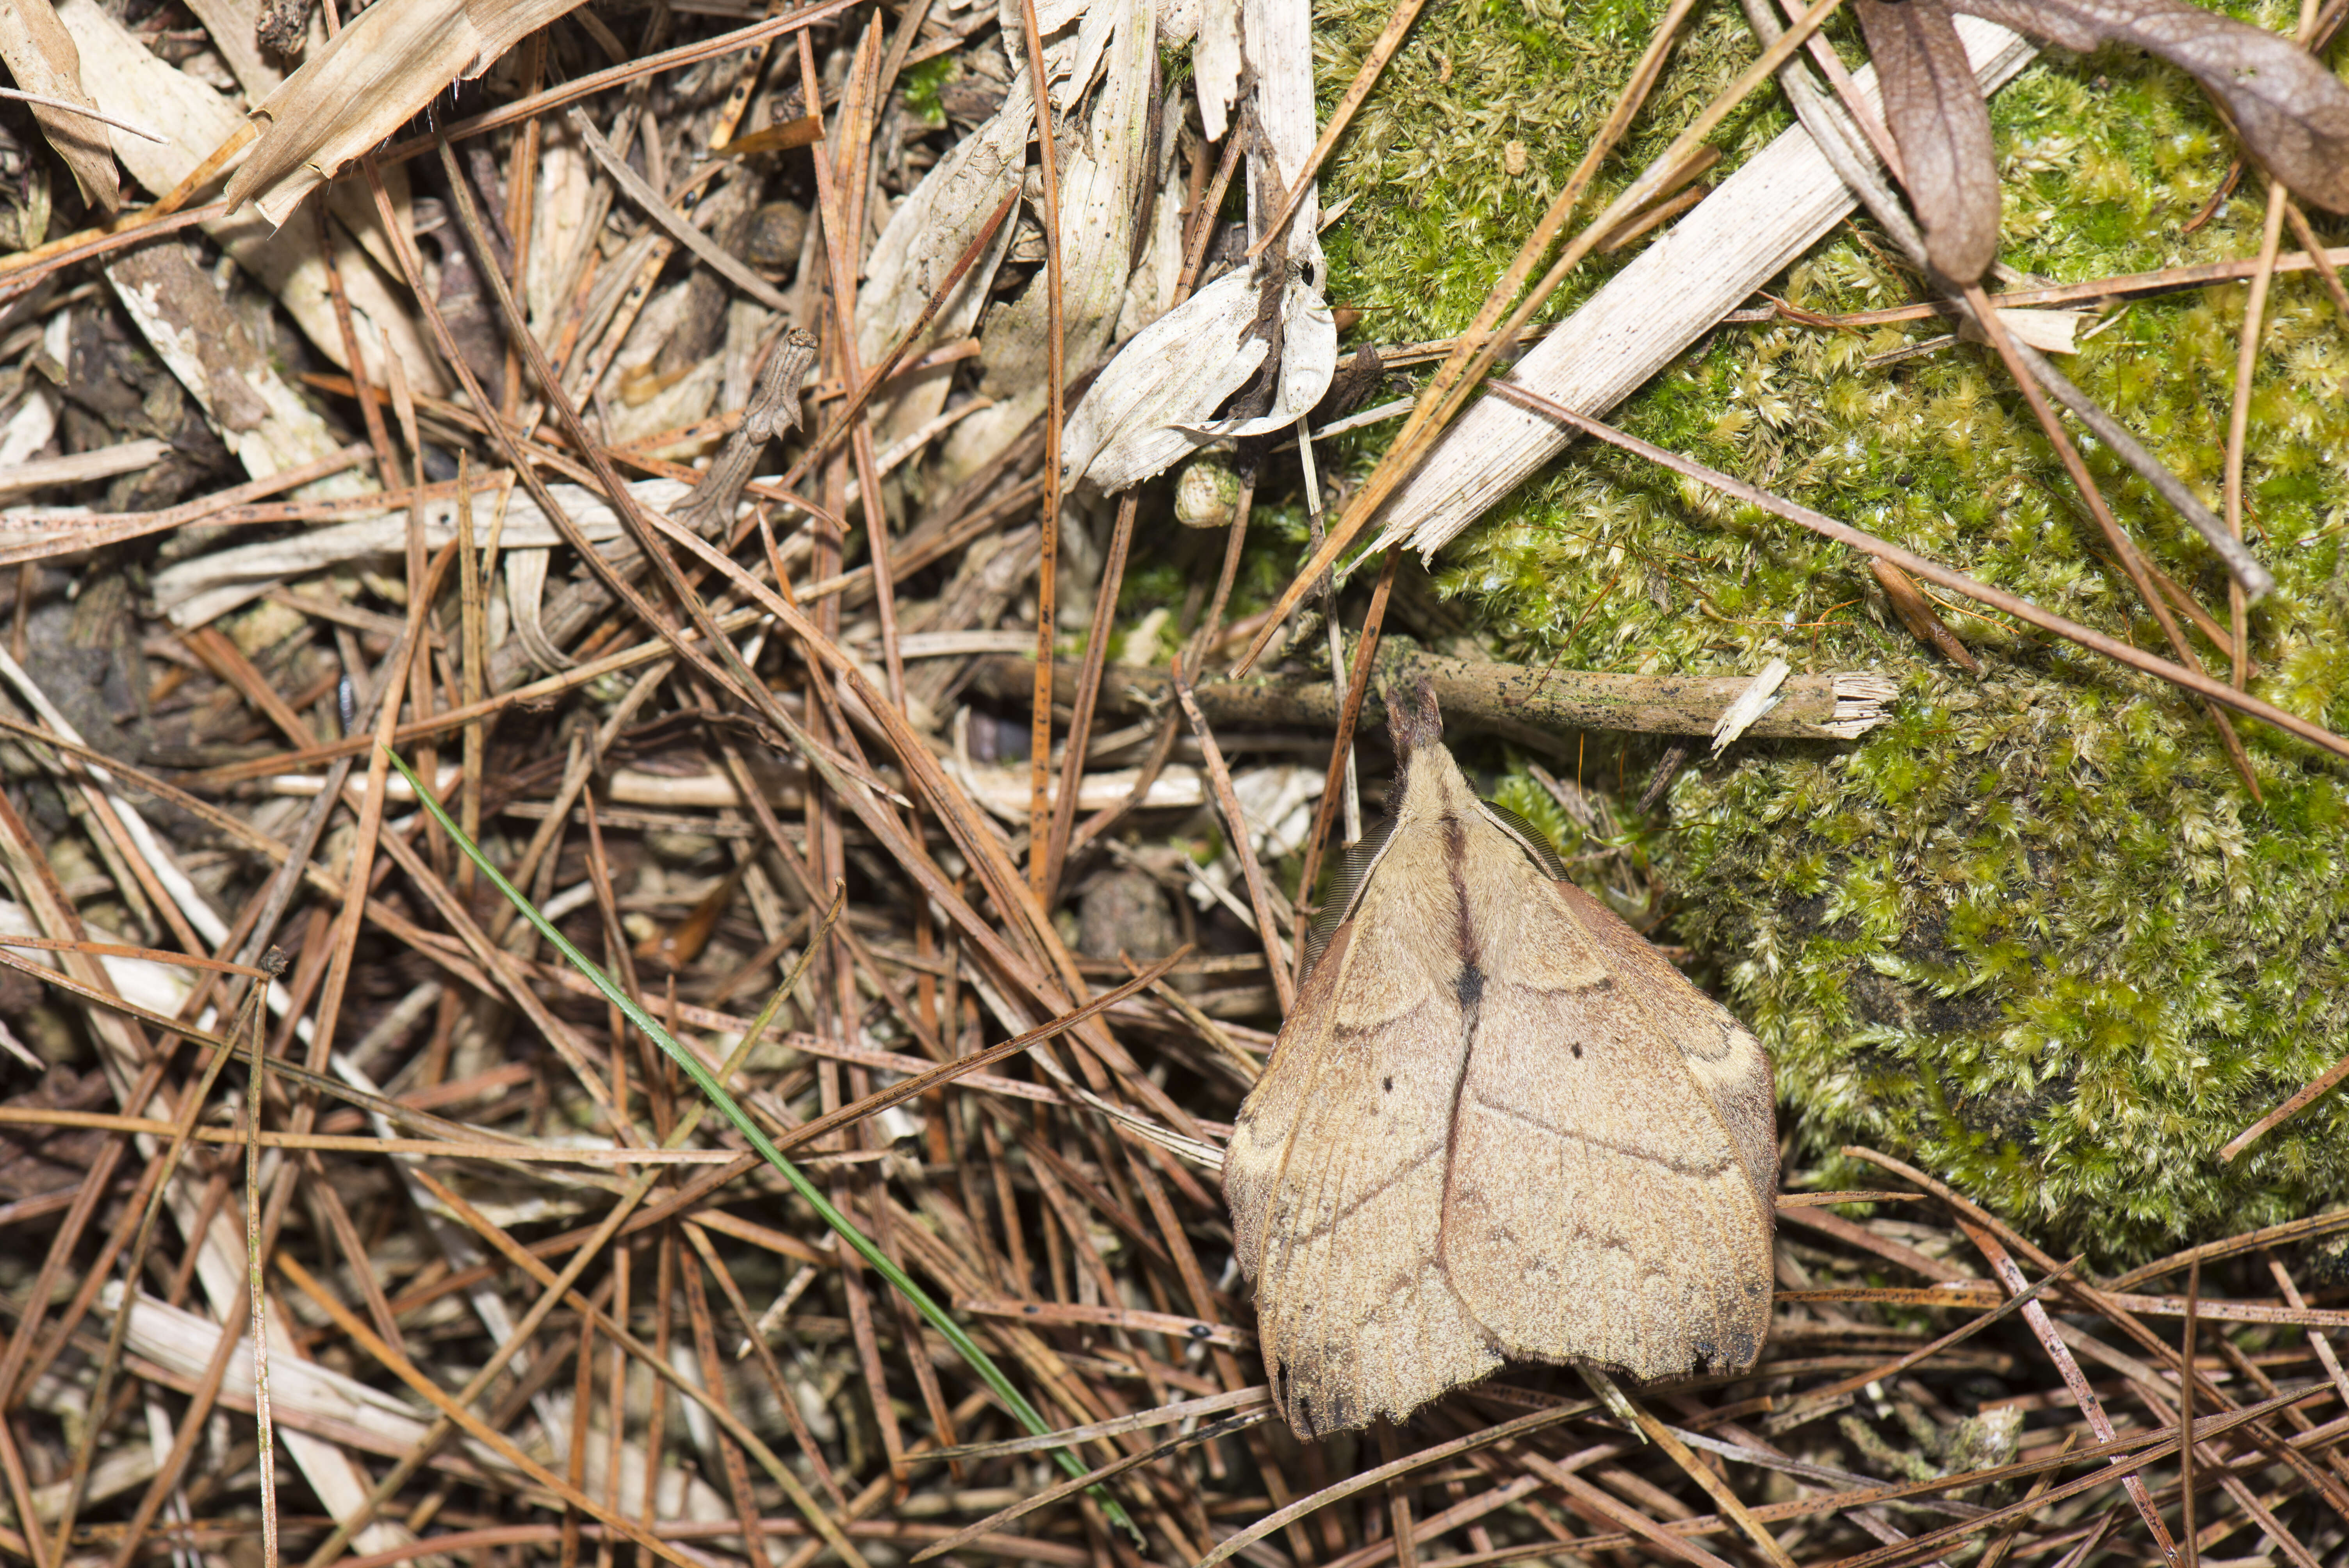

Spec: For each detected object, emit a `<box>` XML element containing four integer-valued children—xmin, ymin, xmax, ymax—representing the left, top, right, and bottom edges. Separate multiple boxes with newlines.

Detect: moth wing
<box><xmin>1550</xmin><ymin>878</ymin><xmax>1779</xmax><ymax>1211</ymax></box>
<box><xmin>1440</xmin><ymin>818</ymin><xmax>1775</xmax><ymax>1381</ymax></box>
<box><xmin>1223</xmin><ymin>820</ymin><xmax>1500</xmax><ymax>1438</ymax></box>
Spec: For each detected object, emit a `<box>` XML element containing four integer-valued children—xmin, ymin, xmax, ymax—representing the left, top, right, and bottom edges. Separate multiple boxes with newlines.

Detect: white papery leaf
<box><xmin>937</xmin><ymin>0</ymin><xmax>1156</xmax><ymax>486</ymax></box>
<box><xmin>856</xmin><ymin>72</ymin><xmax>1028</xmax><ymax>445</ymax></box>
<box><xmin>1067</xmin><ymin>0</ymin><xmax>1332</xmax><ymax>492</ymax></box>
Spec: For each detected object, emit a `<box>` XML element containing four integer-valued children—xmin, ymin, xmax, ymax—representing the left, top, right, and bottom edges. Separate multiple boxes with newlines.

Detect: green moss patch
<box><xmin>1313</xmin><ymin>0</ymin><xmax>2349</xmax><ymax>1262</ymax></box>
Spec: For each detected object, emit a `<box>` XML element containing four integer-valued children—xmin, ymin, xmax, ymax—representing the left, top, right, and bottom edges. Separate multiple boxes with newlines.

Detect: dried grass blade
<box><xmin>41</xmin><ymin>952</ymin><xmax>283</xmax><ymax>1567</ymax></box>
<box><xmin>565</xmin><ymin>107</ymin><xmax>788</xmax><ymax>311</ymax></box>
<box><xmin>242</xmin><ymin>950</ymin><xmax>282</xmax><ymax>1568</ymax></box>
<box><xmin>1777</xmin><ymin>1189</ymin><xmax>1921</xmax><ymax>1207</ymax></box>
<box><xmin>774</xmin><ymin>949</ymin><xmax>1190</xmax><ymax>1155</ymax></box>
<box><xmin>299</xmin><ymin>886</ymin><xmax>845</xmax><ymax>1567</ymax></box>
<box><xmin>1962</xmin><ymin>1226</ymin><xmax>2173</xmax><ymax>1558</ymax></box>
<box><xmin>1591</xmin><ymin>1371</ymin><xmax>1795</xmax><ymax>1568</ymax></box>
<box><xmin>2282</xmin><ymin>199</ymin><xmax>2349</xmax><ymax>321</ymax></box>
<box><xmin>913</xmin><ymin>1410</ymin><xmax>1274</xmax><ymax>1563</ymax></box>
<box><xmin>1770</xmin><ymin>1259</ymin><xmax>2083</xmax><ymax>1429</ymax></box>
<box><xmin>1172</xmin><ymin>668</ymin><xmax>1296</xmax><ymax>1013</ymax></box>
<box><xmin>2222</xmin><ymin>180</ymin><xmax>2288</xmax><ymax>688</ymax></box>
<box><xmin>1290</xmin><ymin>548</ymin><xmax>1397</xmax><ymax>987</ymax></box>
<box><xmin>274</xmin><ymin>1254</ymin><xmax>712</xmax><ymax>1568</ymax></box>
<box><xmin>1248</xmin><ymin>0</ymin><xmax>1433</xmax><ymax>260</ymax></box>
<box><xmin>1976</xmin><ymin>1434</ymin><xmax>2077</xmax><ymax>1568</ymax></box>
<box><xmin>2269</xmin><ymin>1262</ymin><xmax>2349</xmax><ymax>1407</ymax></box>
<box><xmin>1017</xmin><ymin>0</ymin><xmax>1066</xmax><ymax>896</ymax></box>
<box><xmin>1042</xmin><ymin>491</ymin><xmax>1139</xmax><ymax>901</ymax></box>
<box><xmin>367</xmin><ymin>0</ymin><xmax>861</xmax><ymax>168</ymax></box>
<box><xmin>1958</xmin><ymin>282</ymin><xmax>2263</xmax><ymax>797</ymax></box>
<box><xmin>929</xmin><ymin>1388</ymin><xmax>1274</xmax><ymax>1463</ymax></box>
<box><xmin>2180</xmin><ymin>1258</ymin><xmax>2200</xmax><ymax>1568</ymax></box>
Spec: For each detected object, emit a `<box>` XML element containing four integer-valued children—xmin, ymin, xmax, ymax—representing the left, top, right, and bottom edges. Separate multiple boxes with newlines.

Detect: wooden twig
<box><xmin>975</xmin><ymin>644</ymin><xmax>1895</xmax><ymax>741</ymax></box>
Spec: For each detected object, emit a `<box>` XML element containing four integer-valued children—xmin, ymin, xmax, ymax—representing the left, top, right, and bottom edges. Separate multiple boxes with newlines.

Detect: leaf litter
<box><xmin>0</xmin><ymin>0</ymin><xmax>2342</xmax><ymax>1564</ymax></box>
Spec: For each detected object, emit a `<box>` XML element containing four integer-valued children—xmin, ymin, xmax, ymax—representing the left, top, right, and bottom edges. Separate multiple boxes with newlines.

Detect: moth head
<box><xmin>1386</xmin><ymin>673</ymin><xmax>1444</xmax><ymax>761</ymax></box>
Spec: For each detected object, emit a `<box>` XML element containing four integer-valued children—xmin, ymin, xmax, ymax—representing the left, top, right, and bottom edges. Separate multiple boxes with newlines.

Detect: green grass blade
<box><xmin>385</xmin><ymin>748</ymin><xmax>1137</xmax><ymax>1531</ymax></box>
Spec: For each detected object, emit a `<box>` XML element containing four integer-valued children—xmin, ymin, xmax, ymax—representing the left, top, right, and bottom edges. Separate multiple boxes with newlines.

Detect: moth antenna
<box><xmin>1387</xmin><ymin>672</ymin><xmax>1444</xmax><ymax>758</ymax></box>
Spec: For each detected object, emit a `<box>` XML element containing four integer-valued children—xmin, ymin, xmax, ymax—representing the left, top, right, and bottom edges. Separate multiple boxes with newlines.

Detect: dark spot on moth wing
<box><xmin>1570</xmin><ymin>1042</ymin><xmax>1583</xmax><ymax>1058</ymax></box>
<box><xmin>1455</xmin><ymin>964</ymin><xmax>1485</xmax><ymax>1007</ymax></box>
<box><xmin>1383</xmin><ymin>1076</ymin><xmax>1394</xmax><ymax>1092</ymax></box>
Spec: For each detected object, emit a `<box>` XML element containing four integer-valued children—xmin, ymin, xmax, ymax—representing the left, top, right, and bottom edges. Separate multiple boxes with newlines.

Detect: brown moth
<box><xmin>1224</xmin><ymin>682</ymin><xmax>1777</xmax><ymax>1438</ymax></box>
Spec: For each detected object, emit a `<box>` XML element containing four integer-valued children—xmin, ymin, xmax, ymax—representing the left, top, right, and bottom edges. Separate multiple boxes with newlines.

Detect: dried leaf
<box><xmin>0</xmin><ymin>0</ymin><xmax>119</xmax><ymax>216</ymax></box>
<box><xmin>222</xmin><ymin>0</ymin><xmax>583</xmax><ymax>227</ymax></box>
<box><xmin>1856</xmin><ymin>0</ymin><xmax>1999</xmax><ymax>281</ymax></box>
<box><xmin>150</xmin><ymin>476</ymin><xmax>683</xmax><ymax>628</ymax></box>
<box><xmin>935</xmin><ymin>0</ymin><xmax>1157</xmax><ymax>485</ymax></box>
<box><xmin>1949</xmin><ymin>0</ymin><xmax>2349</xmax><ymax>212</ymax></box>
<box><xmin>1062</xmin><ymin>268</ymin><xmax>1337</xmax><ymax>491</ymax></box>
<box><xmin>1194</xmin><ymin>0</ymin><xmax>1242</xmax><ymax>141</ymax></box>
<box><xmin>179</xmin><ymin>0</ymin><xmax>284</xmax><ymax>100</ymax></box>
<box><xmin>60</xmin><ymin>0</ymin><xmax>443</xmax><ymax>399</ymax></box>
<box><xmin>855</xmin><ymin>73</ymin><xmax>1028</xmax><ymax>447</ymax></box>
<box><xmin>1062</xmin><ymin>0</ymin><xmax>1335</xmax><ymax>490</ymax></box>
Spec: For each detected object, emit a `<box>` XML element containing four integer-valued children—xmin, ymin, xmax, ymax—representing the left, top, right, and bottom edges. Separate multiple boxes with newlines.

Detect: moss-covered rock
<box><xmin>1311</xmin><ymin>0</ymin><xmax>2349</xmax><ymax>1262</ymax></box>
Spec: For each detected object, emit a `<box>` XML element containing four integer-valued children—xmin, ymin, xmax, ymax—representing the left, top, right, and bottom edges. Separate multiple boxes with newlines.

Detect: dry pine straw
<box><xmin>0</xmin><ymin>0</ymin><xmax>2346</xmax><ymax>1565</ymax></box>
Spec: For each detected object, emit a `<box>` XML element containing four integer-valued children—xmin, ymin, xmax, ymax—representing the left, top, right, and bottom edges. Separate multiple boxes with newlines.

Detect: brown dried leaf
<box><xmin>222</xmin><ymin>0</ymin><xmax>581</xmax><ymax>227</ymax></box>
<box><xmin>1949</xmin><ymin>0</ymin><xmax>2349</xmax><ymax>213</ymax></box>
<box><xmin>1855</xmin><ymin>0</ymin><xmax>1999</xmax><ymax>282</ymax></box>
<box><xmin>0</xmin><ymin>0</ymin><xmax>119</xmax><ymax>216</ymax></box>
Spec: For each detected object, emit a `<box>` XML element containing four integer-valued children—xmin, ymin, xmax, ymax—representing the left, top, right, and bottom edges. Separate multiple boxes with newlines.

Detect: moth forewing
<box><xmin>1224</xmin><ymin>882</ymin><xmax>1501</xmax><ymax>1437</ymax></box>
<box><xmin>1551</xmin><ymin>878</ymin><xmax>1780</xmax><ymax>1216</ymax></box>
<box><xmin>1437</xmin><ymin>836</ymin><xmax>1777</xmax><ymax>1382</ymax></box>
<box><xmin>1473</xmin><ymin>798</ymin><xmax>1572</xmax><ymax>881</ymax></box>
<box><xmin>1222</xmin><ymin>921</ymin><xmax>1349</xmax><ymax>1279</ymax></box>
